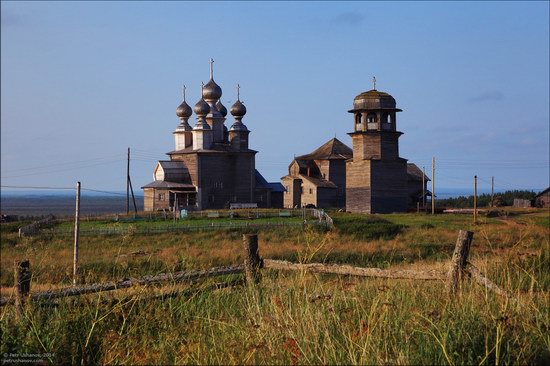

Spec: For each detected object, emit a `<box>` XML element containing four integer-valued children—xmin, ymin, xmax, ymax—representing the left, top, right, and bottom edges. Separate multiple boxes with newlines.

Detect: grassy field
<box><xmin>1</xmin><ymin>209</ymin><xmax>549</xmax><ymax>364</ymax></box>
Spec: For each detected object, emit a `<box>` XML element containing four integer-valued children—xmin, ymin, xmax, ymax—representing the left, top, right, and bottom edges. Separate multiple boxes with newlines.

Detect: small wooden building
<box><xmin>407</xmin><ymin>163</ymin><xmax>431</xmax><ymax>208</ymax></box>
<box><xmin>535</xmin><ymin>187</ymin><xmax>550</xmax><ymax>208</ymax></box>
<box><xmin>281</xmin><ymin>138</ymin><xmax>352</xmax><ymax>208</ymax></box>
<box><xmin>513</xmin><ymin>198</ymin><xmax>533</xmax><ymax>208</ymax></box>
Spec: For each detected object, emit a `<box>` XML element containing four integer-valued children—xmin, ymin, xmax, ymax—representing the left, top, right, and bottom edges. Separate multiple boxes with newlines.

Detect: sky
<box><xmin>1</xmin><ymin>1</ymin><xmax>549</xmax><ymax>195</ymax></box>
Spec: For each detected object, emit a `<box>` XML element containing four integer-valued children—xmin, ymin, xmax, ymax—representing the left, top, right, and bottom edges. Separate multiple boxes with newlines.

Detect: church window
<box><xmin>367</xmin><ymin>113</ymin><xmax>377</xmax><ymax>123</ymax></box>
<box><xmin>309</xmin><ymin>188</ymin><xmax>313</xmax><ymax>194</ymax></box>
<box><xmin>384</xmin><ymin>113</ymin><xmax>391</xmax><ymax>123</ymax></box>
<box><xmin>355</xmin><ymin>113</ymin><xmax>362</xmax><ymax>129</ymax></box>
<box><xmin>158</xmin><ymin>193</ymin><xmax>165</xmax><ymax>201</ymax></box>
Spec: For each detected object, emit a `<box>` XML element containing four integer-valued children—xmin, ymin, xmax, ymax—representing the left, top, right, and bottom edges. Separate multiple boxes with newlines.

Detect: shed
<box><xmin>535</xmin><ymin>187</ymin><xmax>550</xmax><ymax>208</ymax></box>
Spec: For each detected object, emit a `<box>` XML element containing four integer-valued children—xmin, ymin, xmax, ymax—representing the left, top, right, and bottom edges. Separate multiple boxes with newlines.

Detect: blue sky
<box><xmin>1</xmin><ymin>1</ymin><xmax>549</xmax><ymax>194</ymax></box>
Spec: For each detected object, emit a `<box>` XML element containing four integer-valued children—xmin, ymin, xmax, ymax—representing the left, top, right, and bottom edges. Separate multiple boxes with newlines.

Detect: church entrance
<box><xmin>169</xmin><ymin>190</ymin><xmax>197</xmax><ymax>210</ymax></box>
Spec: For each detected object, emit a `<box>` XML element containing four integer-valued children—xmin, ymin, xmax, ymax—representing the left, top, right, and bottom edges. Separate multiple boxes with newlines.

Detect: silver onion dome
<box><xmin>230</xmin><ymin>100</ymin><xmax>246</xmax><ymax>117</ymax></box>
<box><xmin>194</xmin><ymin>98</ymin><xmax>210</xmax><ymax>116</ymax></box>
<box><xmin>216</xmin><ymin>100</ymin><xmax>227</xmax><ymax>117</ymax></box>
<box><xmin>176</xmin><ymin>100</ymin><xmax>192</xmax><ymax>118</ymax></box>
<box><xmin>202</xmin><ymin>79</ymin><xmax>222</xmax><ymax>100</ymax></box>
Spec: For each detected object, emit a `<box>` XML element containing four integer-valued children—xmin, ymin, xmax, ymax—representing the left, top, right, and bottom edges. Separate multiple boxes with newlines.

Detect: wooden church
<box><xmin>282</xmin><ymin>80</ymin><xmax>430</xmax><ymax>213</ymax></box>
<box><xmin>142</xmin><ymin>61</ymin><xmax>283</xmax><ymax>211</ymax></box>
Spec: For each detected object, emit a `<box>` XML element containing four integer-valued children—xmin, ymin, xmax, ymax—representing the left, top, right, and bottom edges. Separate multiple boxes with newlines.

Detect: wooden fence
<box><xmin>312</xmin><ymin>209</ymin><xmax>334</xmax><ymax>229</ymax></box>
<box><xmin>4</xmin><ymin>230</ymin><xmax>511</xmax><ymax>314</ymax></box>
<box><xmin>18</xmin><ymin>215</ymin><xmax>56</xmax><ymax>238</ymax></box>
<box><xmin>33</xmin><ymin>220</ymin><xmax>329</xmax><ymax>237</ymax></box>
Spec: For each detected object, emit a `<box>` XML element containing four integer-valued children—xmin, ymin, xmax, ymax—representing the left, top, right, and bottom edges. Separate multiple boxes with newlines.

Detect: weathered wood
<box><xmin>73</xmin><ymin>181</ymin><xmax>81</xmax><ymax>285</ymax></box>
<box><xmin>447</xmin><ymin>230</ymin><xmax>474</xmax><ymax>296</ymax></box>
<box><xmin>263</xmin><ymin>259</ymin><xmax>445</xmax><ymax>280</ymax></box>
<box><xmin>0</xmin><ymin>265</ymin><xmax>243</xmax><ymax>306</ymax></box>
<box><xmin>14</xmin><ymin>260</ymin><xmax>31</xmax><ymax>318</ymax></box>
<box><xmin>466</xmin><ymin>263</ymin><xmax>512</xmax><ymax>299</ymax></box>
<box><xmin>243</xmin><ymin>234</ymin><xmax>262</xmax><ymax>284</ymax></box>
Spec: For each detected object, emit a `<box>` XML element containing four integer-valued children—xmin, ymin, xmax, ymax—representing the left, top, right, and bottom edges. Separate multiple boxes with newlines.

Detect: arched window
<box><xmin>366</xmin><ymin>113</ymin><xmax>377</xmax><ymax>123</ymax></box>
<box><xmin>384</xmin><ymin>113</ymin><xmax>391</xmax><ymax>124</ymax></box>
<box><xmin>355</xmin><ymin>113</ymin><xmax>362</xmax><ymax>130</ymax></box>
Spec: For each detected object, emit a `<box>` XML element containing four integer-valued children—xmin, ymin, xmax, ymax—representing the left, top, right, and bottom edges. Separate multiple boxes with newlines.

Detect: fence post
<box><xmin>243</xmin><ymin>234</ymin><xmax>262</xmax><ymax>284</ymax></box>
<box><xmin>14</xmin><ymin>259</ymin><xmax>31</xmax><ymax>319</ymax></box>
<box><xmin>447</xmin><ymin>230</ymin><xmax>474</xmax><ymax>296</ymax></box>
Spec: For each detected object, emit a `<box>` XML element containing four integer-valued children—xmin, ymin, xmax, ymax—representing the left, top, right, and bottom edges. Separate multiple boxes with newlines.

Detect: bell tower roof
<box><xmin>349</xmin><ymin>84</ymin><xmax>402</xmax><ymax>112</ymax></box>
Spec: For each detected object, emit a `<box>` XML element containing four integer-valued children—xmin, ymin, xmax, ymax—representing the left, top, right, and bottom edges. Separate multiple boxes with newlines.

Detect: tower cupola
<box><xmin>348</xmin><ymin>77</ymin><xmax>402</xmax><ymax>133</ymax></box>
<box><xmin>202</xmin><ymin>58</ymin><xmax>225</xmax><ymax>142</ymax></box>
<box><xmin>216</xmin><ymin>100</ymin><xmax>227</xmax><ymax>117</ymax></box>
<box><xmin>193</xmin><ymin>83</ymin><xmax>213</xmax><ymax>150</ymax></box>
<box><xmin>173</xmin><ymin>85</ymin><xmax>194</xmax><ymax>150</ymax></box>
<box><xmin>229</xmin><ymin>84</ymin><xmax>250</xmax><ymax>150</ymax></box>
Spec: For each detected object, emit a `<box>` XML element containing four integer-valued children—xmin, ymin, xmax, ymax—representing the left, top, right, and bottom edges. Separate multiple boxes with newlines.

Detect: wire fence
<box><xmin>35</xmin><ymin>220</ymin><xmax>327</xmax><ymax>237</ymax></box>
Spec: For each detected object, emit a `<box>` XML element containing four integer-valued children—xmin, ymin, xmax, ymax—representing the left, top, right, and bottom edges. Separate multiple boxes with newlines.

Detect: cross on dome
<box><xmin>209</xmin><ymin>58</ymin><xmax>214</xmax><ymax>79</ymax></box>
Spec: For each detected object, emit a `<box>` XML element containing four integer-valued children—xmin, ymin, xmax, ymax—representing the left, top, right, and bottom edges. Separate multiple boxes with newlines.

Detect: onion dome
<box><xmin>202</xmin><ymin>79</ymin><xmax>222</xmax><ymax>100</ymax></box>
<box><xmin>353</xmin><ymin>89</ymin><xmax>397</xmax><ymax>110</ymax></box>
<box><xmin>194</xmin><ymin>98</ymin><xmax>210</xmax><ymax>116</ymax></box>
<box><xmin>176</xmin><ymin>100</ymin><xmax>192</xmax><ymax>118</ymax></box>
<box><xmin>216</xmin><ymin>100</ymin><xmax>227</xmax><ymax>117</ymax></box>
<box><xmin>230</xmin><ymin>100</ymin><xmax>247</xmax><ymax>117</ymax></box>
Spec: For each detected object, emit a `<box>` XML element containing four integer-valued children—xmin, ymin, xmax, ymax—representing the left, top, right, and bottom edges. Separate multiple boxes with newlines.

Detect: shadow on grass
<box><xmin>333</xmin><ymin>216</ymin><xmax>406</xmax><ymax>241</ymax></box>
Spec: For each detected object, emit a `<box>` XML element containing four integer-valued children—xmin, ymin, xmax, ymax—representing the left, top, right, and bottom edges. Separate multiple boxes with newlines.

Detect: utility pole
<box><xmin>73</xmin><ymin>181</ymin><xmax>81</xmax><ymax>285</ymax></box>
<box><xmin>422</xmin><ymin>166</ymin><xmax>426</xmax><ymax>210</ymax></box>
<box><xmin>491</xmin><ymin>176</ymin><xmax>495</xmax><ymax>207</ymax></box>
<box><xmin>474</xmin><ymin>175</ymin><xmax>478</xmax><ymax>224</ymax></box>
<box><xmin>431</xmin><ymin>157</ymin><xmax>435</xmax><ymax>215</ymax></box>
<box><xmin>126</xmin><ymin>147</ymin><xmax>130</xmax><ymax>215</ymax></box>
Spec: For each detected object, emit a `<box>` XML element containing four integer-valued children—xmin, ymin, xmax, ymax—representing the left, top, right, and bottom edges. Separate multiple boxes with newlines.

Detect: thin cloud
<box><xmin>330</xmin><ymin>12</ymin><xmax>365</xmax><ymax>26</ymax></box>
<box><xmin>469</xmin><ymin>91</ymin><xmax>504</xmax><ymax>103</ymax></box>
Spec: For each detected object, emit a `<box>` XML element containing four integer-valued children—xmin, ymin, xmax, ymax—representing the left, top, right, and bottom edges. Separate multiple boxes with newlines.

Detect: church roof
<box><xmin>295</xmin><ymin>138</ymin><xmax>353</xmax><ymax>161</ymax></box>
<box><xmin>300</xmin><ymin>174</ymin><xmax>338</xmax><ymax>188</ymax></box>
<box><xmin>141</xmin><ymin>181</ymin><xmax>196</xmax><ymax>189</ymax></box>
<box><xmin>255</xmin><ymin>170</ymin><xmax>286</xmax><ymax>192</ymax></box>
<box><xmin>167</xmin><ymin>143</ymin><xmax>257</xmax><ymax>155</ymax></box>
<box><xmin>280</xmin><ymin>174</ymin><xmax>337</xmax><ymax>189</ymax></box>
<box><xmin>407</xmin><ymin>163</ymin><xmax>431</xmax><ymax>182</ymax></box>
<box><xmin>350</xmin><ymin>89</ymin><xmax>402</xmax><ymax>112</ymax></box>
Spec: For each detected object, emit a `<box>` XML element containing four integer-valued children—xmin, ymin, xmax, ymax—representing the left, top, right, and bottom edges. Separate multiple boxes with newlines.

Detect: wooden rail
<box><xmin>4</xmin><ymin>230</ymin><xmax>512</xmax><ymax>311</ymax></box>
<box><xmin>1</xmin><ymin>265</ymin><xmax>243</xmax><ymax>306</ymax></box>
<box><xmin>263</xmin><ymin>259</ymin><xmax>445</xmax><ymax>280</ymax></box>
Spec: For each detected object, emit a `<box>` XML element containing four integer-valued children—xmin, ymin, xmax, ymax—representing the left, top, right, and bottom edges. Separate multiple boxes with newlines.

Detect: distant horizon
<box><xmin>2</xmin><ymin>186</ymin><xmax>547</xmax><ymax>198</ymax></box>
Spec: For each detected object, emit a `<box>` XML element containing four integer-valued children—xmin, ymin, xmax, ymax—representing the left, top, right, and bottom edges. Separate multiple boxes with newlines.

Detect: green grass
<box><xmin>1</xmin><ymin>270</ymin><xmax>548</xmax><ymax>365</ymax></box>
<box><xmin>1</xmin><ymin>210</ymin><xmax>549</xmax><ymax>364</ymax></box>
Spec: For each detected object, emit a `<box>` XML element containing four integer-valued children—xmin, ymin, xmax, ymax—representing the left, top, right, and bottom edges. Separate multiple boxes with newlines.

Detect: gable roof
<box><xmin>141</xmin><ymin>181</ymin><xmax>195</xmax><ymax>190</ymax></box>
<box><xmin>299</xmin><ymin>174</ymin><xmax>338</xmax><ymax>188</ymax></box>
<box><xmin>407</xmin><ymin>163</ymin><xmax>430</xmax><ymax>182</ymax></box>
<box><xmin>295</xmin><ymin>138</ymin><xmax>353</xmax><ymax>161</ymax></box>
<box><xmin>155</xmin><ymin>160</ymin><xmax>191</xmax><ymax>183</ymax></box>
<box><xmin>535</xmin><ymin>187</ymin><xmax>550</xmax><ymax>198</ymax></box>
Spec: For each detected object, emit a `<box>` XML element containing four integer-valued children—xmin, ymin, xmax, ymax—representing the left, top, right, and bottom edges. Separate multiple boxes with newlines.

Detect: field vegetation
<box><xmin>1</xmin><ymin>208</ymin><xmax>548</xmax><ymax>364</ymax></box>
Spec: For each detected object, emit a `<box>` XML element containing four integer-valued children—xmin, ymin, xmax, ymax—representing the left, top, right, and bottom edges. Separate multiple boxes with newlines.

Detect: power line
<box><xmin>1</xmin><ymin>185</ymin><xmax>132</xmax><ymax>196</ymax></box>
<box><xmin>2</xmin><ymin>154</ymin><xmax>125</xmax><ymax>174</ymax></box>
<box><xmin>1</xmin><ymin>185</ymin><xmax>73</xmax><ymax>190</ymax></box>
